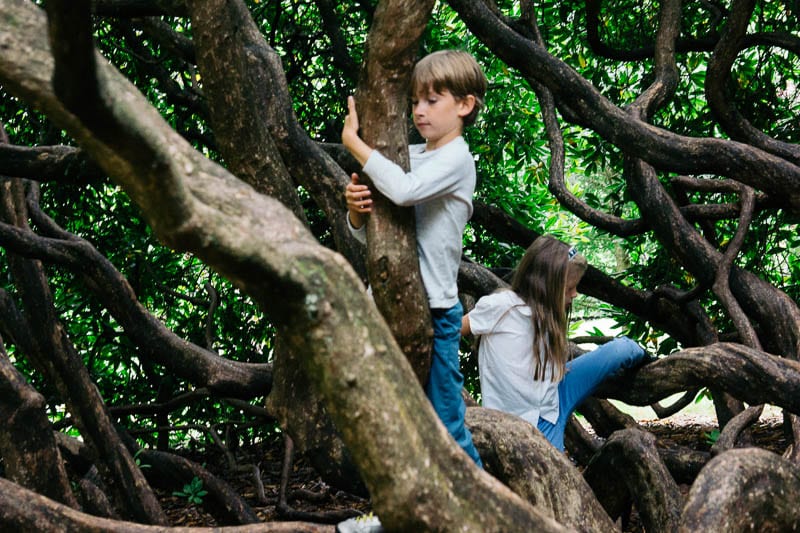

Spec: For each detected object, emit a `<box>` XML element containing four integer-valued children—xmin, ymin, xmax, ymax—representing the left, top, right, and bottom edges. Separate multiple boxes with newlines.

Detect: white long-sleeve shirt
<box><xmin>349</xmin><ymin>136</ymin><xmax>475</xmax><ymax>309</ymax></box>
<box><xmin>468</xmin><ymin>290</ymin><xmax>560</xmax><ymax>426</ymax></box>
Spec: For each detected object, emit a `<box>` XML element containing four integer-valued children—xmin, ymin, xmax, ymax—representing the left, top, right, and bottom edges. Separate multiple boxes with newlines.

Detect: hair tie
<box><xmin>567</xmin><ymin>246</ymin><xmax>578</xmax><ymax>261</ymax></box>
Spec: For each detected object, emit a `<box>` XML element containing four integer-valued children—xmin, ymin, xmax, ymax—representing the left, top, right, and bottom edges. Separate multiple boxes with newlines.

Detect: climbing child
<box><xmin>462</xmin><ymin>235</ymin><xmax>649</xmax><ymax>451</ymax></box>
<box><xmin>341</xmin><ymin>49</ymin><xmax>487</xmax><ymax>467</ymax></box>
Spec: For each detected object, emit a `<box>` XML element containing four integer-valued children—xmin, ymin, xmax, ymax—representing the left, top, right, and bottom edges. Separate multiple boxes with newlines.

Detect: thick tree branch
<box><xmin>186</xmin><ymin>0</ymin><xmax>307</xmax><ymax>221</ymax></box>
<box><xmin>187</xmin><ymin>0</ymin><xmax>366</xmax><ymax>278</ymax></box>
<box><xmin>352</xmin><ymin>0</ymin><xmax>438</xmax><ymax>381</ymax></box>
<box><xmin>599</xmin><ymin>343</ymin><xmax>800</xmax><ymax>414</ymax></box>
<box><xmin>467</xmin><ymin>407</ymin><xmax>617</xmax><ymax>532</ymax></box>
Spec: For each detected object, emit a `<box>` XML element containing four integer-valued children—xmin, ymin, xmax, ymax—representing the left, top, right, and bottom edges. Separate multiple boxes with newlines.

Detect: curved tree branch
<box><xmin>584</xmin><ymin>428</ymin><xmax>683</xmax><ymax>533</ymax></box>
<box><xmin>0</xmin><ymin>188</ymin><xmax>273</xmax><ymax>398</ymax></box>
<box><xmin>0</xmin><ymin>476</ymin><xmax>332</xmax><ymax>532</ymax></box>
<box><xmin>0</xmin><ymin>177</ymin><xmax>166</xmax><ymax>523</ymax></box>
<box><xmin>706</xmin><ymin>0</ymin><xmax>800</xmax><ymax>165</ymax></box>
<box><xmin>599</xmin><ymin>343</ymin><xmax>800</xmax><ymax>414</ymax></box>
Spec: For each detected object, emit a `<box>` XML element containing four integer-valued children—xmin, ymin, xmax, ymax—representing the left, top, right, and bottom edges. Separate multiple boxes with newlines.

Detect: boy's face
<box><xmin>411</xmin><ymin>87</ymin><xmax>475</xmax><ymax>151</ymax></box>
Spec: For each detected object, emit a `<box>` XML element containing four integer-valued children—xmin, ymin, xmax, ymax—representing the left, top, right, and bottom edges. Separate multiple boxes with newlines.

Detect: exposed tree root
<box><xmin>584</xmin><ymin>428</ymin><xmax>683</xmax><ymax>533</ymax></box>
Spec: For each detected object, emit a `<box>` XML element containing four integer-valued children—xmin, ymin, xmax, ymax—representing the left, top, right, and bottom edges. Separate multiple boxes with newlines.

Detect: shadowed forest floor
<box><xmin>158</xmin><ymin>417</ymin><xmax>790</xmax><ymax>530</ymax></box>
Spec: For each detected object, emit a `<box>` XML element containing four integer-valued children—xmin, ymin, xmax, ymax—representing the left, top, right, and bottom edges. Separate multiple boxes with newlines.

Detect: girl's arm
<box><xmin>461</xmin><ymin>314</ymin><xmax>472</xmax><ymax>336</ymax></box>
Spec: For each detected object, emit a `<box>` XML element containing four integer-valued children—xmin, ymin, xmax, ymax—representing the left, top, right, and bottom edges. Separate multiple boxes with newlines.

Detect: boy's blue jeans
<box><xmin>537</xmin><ymin>336</ymin><xmax>646</xmax><ymax>451</ymax></box>
<box><xmin>426</xmin><ymin>302</ymin><xmax>484</xmax><ymax>467</ymax></box>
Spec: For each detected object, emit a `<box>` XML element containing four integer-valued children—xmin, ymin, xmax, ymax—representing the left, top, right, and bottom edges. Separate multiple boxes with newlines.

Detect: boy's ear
<box><xmin>457</xmin><ymin>94</ymin><xmax>476</xmax><ymax>118</ymax></box>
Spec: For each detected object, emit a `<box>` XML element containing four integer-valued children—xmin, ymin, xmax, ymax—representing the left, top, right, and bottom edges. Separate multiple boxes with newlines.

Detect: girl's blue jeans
<box><xmin>537</xmin><ymin>336</ymin><xmax>646</xmax><ymax>451</ymax></box>
<box><xmin>426</xmin><ymin>301</ymin><xmax>484</xmax><ymax>467</ymax></box>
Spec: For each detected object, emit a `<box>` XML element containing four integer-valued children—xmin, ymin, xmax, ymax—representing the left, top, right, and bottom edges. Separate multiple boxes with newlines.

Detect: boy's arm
<box><xmin>341</xmin><ymin>96</ymin><xmax>373</xmax><ymax>167</ymax></box>
<box><xmin>363</xmin><ymin>144</ymin><xmax>469</xmax><ymax>206</ymax></box>
<box><xmin>342</xmin><ymin>96</ymin><xmax>469</xmax><ymax>207</ymax></box>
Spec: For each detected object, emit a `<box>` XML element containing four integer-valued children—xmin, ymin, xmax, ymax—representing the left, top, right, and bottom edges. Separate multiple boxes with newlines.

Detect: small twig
<box><xmin>278</xmin><ymin>434</ymin><xmax>295</xmax><ymax>511</ymax></box>
<box><xmin>650</xmin><ymin>389</ymin><xmax>701</xmax><ymax>419</ymax></box>
<box><xmin>236</xmin><ymin>463</ymin><xmax>269</xmax><ymax>505</ymax></box>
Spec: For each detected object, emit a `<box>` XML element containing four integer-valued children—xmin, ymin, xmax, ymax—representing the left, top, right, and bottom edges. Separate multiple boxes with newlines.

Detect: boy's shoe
<box><xmin>336</xmin><ymin>514</ymin><xmax>384</xmax><ymax>533</ymax></box>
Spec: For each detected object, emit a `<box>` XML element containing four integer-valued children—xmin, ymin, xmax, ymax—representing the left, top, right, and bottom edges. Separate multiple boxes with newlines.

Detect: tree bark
<box><xmin>584</xmin><ymin>428</ymin><xmax>683</xmax><ymax>533</ymax></box>
<box><xmin>0</xmin><ymin>476</ymin><xmax>334</xmax><ymax>533</ymax></box>
<box><xmin>597</xmin><ymin>343</ymin><xmax>800</xmax><ymax>416</ymax></box>
<box><xmin>680</xmin><ymin>448</ymin><xmax>800</xmax><ymax>532</ymax></box>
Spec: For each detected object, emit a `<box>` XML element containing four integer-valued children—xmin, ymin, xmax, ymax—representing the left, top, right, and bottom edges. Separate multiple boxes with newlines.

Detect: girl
<box><xmin>461</xmin><ymin>235</ymin><xmax>647</xmax><ymax>451</ymax></box>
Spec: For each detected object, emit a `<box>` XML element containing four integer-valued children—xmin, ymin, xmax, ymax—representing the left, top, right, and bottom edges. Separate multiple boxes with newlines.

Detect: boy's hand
<box><xmin>342</xmin><ymin>96</ymin><xmax>360</xmax><ymax>142</ymax></box>
<box><xmin>345</xmin><ymin>173</ymin><xmax>372</xmax><ymax>229</ymax></box>
<box><xmin>341</xmin><ymin>96</ymin><xmax>373</xmax><ymax>166</ymax></box>
<box><xmin>346</xmin><ymin>173</ymin><xmax>372</xmax><ymax>213</ymax></box>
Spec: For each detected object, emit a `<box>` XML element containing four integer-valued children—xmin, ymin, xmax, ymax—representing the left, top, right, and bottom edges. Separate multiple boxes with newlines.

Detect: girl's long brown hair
<box><xmin>511</xmin><ymin>236</ymin><xmax>587</xmax><ymax>381</ymax></box>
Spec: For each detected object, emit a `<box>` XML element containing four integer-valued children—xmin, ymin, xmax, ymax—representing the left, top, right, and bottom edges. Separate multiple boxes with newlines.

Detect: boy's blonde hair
<box><xmin>410</xmin><ymin>50</ymin><xmax>488</xmax><ymax>127</ymax></box>
<box><xmin>511</xmin><ymin>235</ymin><xmax>587</xmax><ymax>381</ymax></box>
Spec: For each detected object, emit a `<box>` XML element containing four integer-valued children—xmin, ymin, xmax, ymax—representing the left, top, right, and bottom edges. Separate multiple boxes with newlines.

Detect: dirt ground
<box><xmin>159</xmin><ymin>416</ymin><xmax>790</xmax><ymax>529</ymax></box>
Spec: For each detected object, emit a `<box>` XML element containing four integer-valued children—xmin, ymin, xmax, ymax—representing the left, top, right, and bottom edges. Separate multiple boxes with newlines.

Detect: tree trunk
<box><xmin>353</xmin><ymin>0</ymin><xmax>437</xmax><ymax>383</ymax></box>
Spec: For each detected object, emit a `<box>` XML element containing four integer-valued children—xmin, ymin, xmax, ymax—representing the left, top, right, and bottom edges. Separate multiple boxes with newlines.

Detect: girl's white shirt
<box><xmin>468</xmin><ymin>290</ymin><xmax>560</xmax><ymax>426</ymax></box>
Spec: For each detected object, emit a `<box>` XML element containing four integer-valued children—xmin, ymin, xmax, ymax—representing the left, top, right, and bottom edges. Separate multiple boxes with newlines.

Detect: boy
<box><xmin>341</xmin><ymin>49</ymin><xmax>487</xmax><ymax>467</ymax></box>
